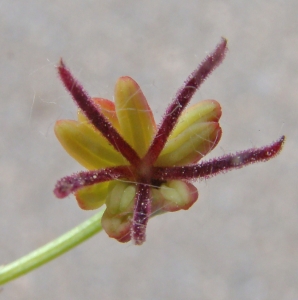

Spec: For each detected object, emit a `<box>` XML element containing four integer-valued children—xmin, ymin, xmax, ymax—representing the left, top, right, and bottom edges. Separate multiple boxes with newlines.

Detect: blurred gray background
<box><xmin>0</xmin><ymin>1</ymin><xmax>297</xmax><ymax>299</ymax></box>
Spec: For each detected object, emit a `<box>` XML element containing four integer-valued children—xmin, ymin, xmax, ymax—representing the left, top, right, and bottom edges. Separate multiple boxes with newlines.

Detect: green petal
<box><xmin>54</xmin><ymin>120</ymin><xmax>129</xmax><ymax>170</ymax></box>
<box><xmin>156</xmin><ymin>100</ymin><xmax>222</xmax><ymax>166</ymax></box>
<box><xmin>159</xmin><ymin>180</ymin><xmax>198</xmax><ymax>212</ymax></box>
<box><xmin>150</xmin><ymin>188</ymin><xmax>167</xmax><ymax>217</ymax></box>
<box><xmin>114</xmin><ymin>77</ymin><xmax>156</xmax><ymax>157</ymax></box>
<box><xmin>101</xmin><ymin>209</ymin><xmax>132</xmax><ymax>243</ymax></box>
<box><xmin>151</xmin><ymin>180</ymin><xmax>198</xmax><ymax>213</ymax></box>
<box><xmin>105</xmin><ymin>181</ymin><xmax>136</xmax><ymax>215</ymax></box>
<box><xmin>75</xmin><ymin>182</ymin><xmax>109</xmax><ymax>210</ymax></box>
<box><xmin>101</xmin><ymin>181</ymin><xmax>136</xmax><ymax>243</ymax></box>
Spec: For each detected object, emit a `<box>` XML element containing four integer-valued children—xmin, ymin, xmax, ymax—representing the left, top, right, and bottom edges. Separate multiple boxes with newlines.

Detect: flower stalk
<box><xmin>0</xmin><ymin>210</ymin><xmax>104</xmax><ymax>285</ymax></box>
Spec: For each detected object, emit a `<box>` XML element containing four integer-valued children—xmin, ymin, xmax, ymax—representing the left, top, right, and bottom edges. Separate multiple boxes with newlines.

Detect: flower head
<box><xmin>54</xmin><ymin>38</ymin><xmax>284</xmax><ymax>245</ymax></box>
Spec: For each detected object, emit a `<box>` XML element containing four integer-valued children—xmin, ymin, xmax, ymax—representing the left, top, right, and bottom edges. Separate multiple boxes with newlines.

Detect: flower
<box><xmin>54</xmin><ymin>38</ymin><xmax>284</xmax><ymax>245</ymax></box>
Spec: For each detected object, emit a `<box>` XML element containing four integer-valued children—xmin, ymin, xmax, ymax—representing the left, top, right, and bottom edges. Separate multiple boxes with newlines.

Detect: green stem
<box><xmin>0</xmin><ymin>210</ymin><xmax>104</xmax><ymax>285</ymax></box>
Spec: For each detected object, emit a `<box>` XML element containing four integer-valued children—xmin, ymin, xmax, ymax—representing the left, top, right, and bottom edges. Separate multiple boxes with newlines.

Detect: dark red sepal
<box><xmin>143</xmin><ymin>38</ymin><xmax>228</xmax><ymax>166</ymax></box>
<box><xmin>131</xmin><ymin>182</ymin><xmax>151</xmax><ymax>245</ymax></box>
<box><xmin>54</xmin><ymin>166</ymin><xmax>133</xmax><ymax>198</ymax></box>
<box><xmin>58</xmin><ymin>60</ymin><xmax>141</xmax><ymax>166</ymax></box>
<box><xmin>153</xmin><ymin>136</ymin><xmax>285</xmax><ymax>181</ymax></box>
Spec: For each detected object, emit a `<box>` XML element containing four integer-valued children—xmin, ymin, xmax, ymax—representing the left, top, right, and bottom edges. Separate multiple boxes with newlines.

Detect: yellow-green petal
<box><xmin>156</xmin><ymin>122</ymin><xmax>222</xmax><ymax>166</ymax></box>
<box><xmin>155</xmin><ymin>100</ymin><xmax>221</xmax><ymax>166</ymax></box>
<box><xmin>114</xmin><ymin>77</ymin><xmax>156</xmax><ymax>157</ymax></box>
<box><xmin>75</xmin><ymin>182</ymin><xmax>109</xmax><ymax>210</ymax></box>
<box><xmin>170</xmin><ymin>99</ymin><xmax>221</xmax><ymax>138</ymax></box>
<box><xmin>54</xmin><ymin>120</ymin><xmax>129</xmax><ymax>170</ymax></box>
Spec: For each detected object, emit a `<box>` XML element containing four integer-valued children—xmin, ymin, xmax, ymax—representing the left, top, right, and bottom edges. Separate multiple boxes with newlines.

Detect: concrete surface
<box><xmin>0</xmin><ymin>0</ymin><xmax>297</xmax><ymax>299</ymax></box>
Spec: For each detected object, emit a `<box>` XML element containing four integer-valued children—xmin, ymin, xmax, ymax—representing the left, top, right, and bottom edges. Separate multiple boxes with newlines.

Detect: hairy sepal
<box><xmin>77</xmin><ymin>98</ymin><xmax>120</xmax><ymax>132</ymax></box>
